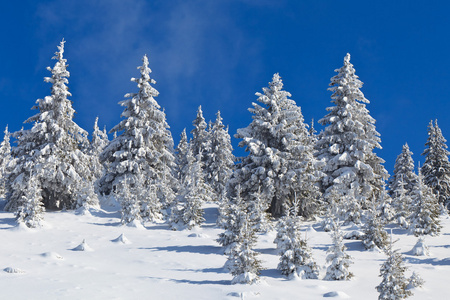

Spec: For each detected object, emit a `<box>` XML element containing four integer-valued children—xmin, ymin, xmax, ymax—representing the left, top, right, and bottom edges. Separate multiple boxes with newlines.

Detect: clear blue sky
<box><xmin>1</xmin><ymin>0</ymin><xmax>449</xmax><ymax>174</ymax></box>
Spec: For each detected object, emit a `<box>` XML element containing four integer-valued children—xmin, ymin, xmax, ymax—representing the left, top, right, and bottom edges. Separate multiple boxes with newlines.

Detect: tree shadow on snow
<box><xmin>173</xmin><ymin>267</ymin><xmax>228</xmax><ymax>274</ymax></box>
<box><xmin>203</xmin><ymin>206</ymin><xmax>219</xmax><ymax>225</ymax></box>
<box><xmin>169</xmin><ymin>278</ymin><xmax>231</xmax><ymax>285</ymax></box>
<box><xmin>143</xmin><ymin>245</ymin><xmax>223</xmax><ymax>255</ymax></box>
<box><xmin>254</xmin><ymin>247</ymin><xmax>277</xmax><ymax>255</ymax></box>
<box><xmin>344</xmin><ymin>241</ymin><xmax>366</xmax><ymax>252</ymax></box>
<box><xmin>404</xmin><ymin>256</ymin><xmax>450</xmax><ymax>266</ymax></box>
<box><xmin>0</xmin><ymin>211</ymin><xmax>16</xmax><ymax>229</ymax></box>
<box><xmin>260</xmin><ymin>268</ymin><xmax>285</xmax><ymax>280</ymax></box>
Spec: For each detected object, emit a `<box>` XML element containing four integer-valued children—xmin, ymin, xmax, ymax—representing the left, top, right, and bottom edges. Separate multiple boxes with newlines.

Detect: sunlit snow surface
<box><xmin>1</xmin><ymin>200</ymin><xmax>448</xmax><ymax>299</ymax></box>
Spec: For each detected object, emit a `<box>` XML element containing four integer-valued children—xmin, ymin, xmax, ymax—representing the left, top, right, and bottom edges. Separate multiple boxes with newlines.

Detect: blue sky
<box><xmin>1</xmin><ymin>0</ymin><xmax>449</xmax><ymax>174</ymax></box>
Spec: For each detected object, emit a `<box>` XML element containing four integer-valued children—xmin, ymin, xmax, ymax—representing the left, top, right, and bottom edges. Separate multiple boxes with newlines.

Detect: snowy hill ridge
<box><xmin>1</xmin><ymin>201</ymin><xmax>448</xmax><ymax>299</ymax></box>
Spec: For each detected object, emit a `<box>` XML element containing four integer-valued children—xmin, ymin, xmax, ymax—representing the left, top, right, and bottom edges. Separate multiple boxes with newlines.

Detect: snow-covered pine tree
<box><xmin>15</xmin><ymin>172</ymin><xmax>45</xmax><ymax>228</ymax></box>
<box><xmin>0</xmin><ymin>125</ymin><xmax>12</xmax><ymax>198</ymax></box>
<box><xmin>247</xmin><ymin>187</ymin><xmax>271</xmax><ymax>233</ymax></box>
<box><xmin>217</xmin><ymin>185</ymin><xmax>243</xmax><ymax>254</ymax></box>
<box><xmin>88</xmin><ymin>117</ymin><xmax>109</xmax><ymax>194</ymax></box>
<box><xmin>99</xmin><ymin>55</ymin><xmax>176</xmax><ymax>214</ymax></box>
<box><xmin>324</xmin><ymin>219</ymin><xmax>353</xmax><ymax>280</ymax></box>
<box><xmin>316</xmin><ymin>53</ymin><xmax>388</xmax><ymax>218</ymax></box>
<box><xmin>389</xmin><ymin>143</ymin><xmax>417</xmax><ymax>197</ymax></box>
<box><xmin>274</xmin><ymin>195</ymin><xmax>319</xmax><ymax>279</ymax></box>
<box><xmin>137</xmin><ymin>173</ymin><xmax>162</xmax><ymax>223</ymax></box>
<box><xmin>377</xmin><ymin>187</ymin><xmax>395</xmax><ymax>225</ymax></box>
<box><xmin>175</xmin><ymin>128</ymin><xmax>189</xmax><ymax>184</ymax></box>
<box><xmin>5</xmin><ymin>39</ymin><xmax>97</xmax><ymax>212</ymax></box>
<box><xmin>376</xmin><ymin>236</ymin><xmax>413</xmax><ymax>300</ymax></box>
<box><xmin>391</xmin><ymin>176</ymin><xmax>412</xmax><ymax>229</ymax></box>
<box><xmin>206</xmin><ymin>111</ymin><xmax>235</xmax><ymax>201</ymax></box>
<box><xmin>115</xmin><ymin>175</ymin><xmax>142</xmax><ymax>226</ymax></box>
<box><xmin>230</xmin><ymin>73</ymin><xmax>322</xmax><ymax>217</ymax></box>
<box><xmin>362</xmin><ymin>200</ymin><xmax>389</xmax><ymax>252</ymax></box>
<box><xmin>170</xmin><ymin>149</ymin><xmax>210</xmax><ymax>230</ymax></box>
<box><xmin>422</xmin><ymin>120</ymin><xmax>450</xmax><ymax>208</ymax></box>
<box><xmin>190</xmin><ymin>105</ymin><xmax>210</xmax><ymax>169</ymax></box>
<box><xmin>409</xmin><ymin>168</ymin><xmax>441</xmax><ymax>237</ymax></box>
<box><xmin>226</xmin><ymin>196</ymin><xmax>263</xmax><ymax>284</ymax></box>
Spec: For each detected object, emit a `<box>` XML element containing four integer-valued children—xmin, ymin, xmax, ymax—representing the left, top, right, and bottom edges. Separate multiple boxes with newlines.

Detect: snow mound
<box><xmin>409</xmin><ymin>238</ymin><xmax>430</xmax><ymax>256</ymax></box>
<box><xmin>323</xmin><ymin>291</ymin><xmax>350</xmax><ymax>298</ymax></box>
<box><xmin>72</xmin><ymin>239</ymin><xmax>94</xmax><ymax>251</ymax></box>
<box><xmin>343</xmin><ymin>230</ymin><xmax>364</xmax><ymax>240</ymax></box>
<box><xmin>4</xmin><ymin>267</ymin><xmax>25</xmax><ymax>274</ymax></box>
<box><xmin>306</xmin><ymin>225</ymin><xmax>317</xmax><ymax>233</ymax></box>
<box><xmin>41</xmin><ymin>252</ymin><xmax>64</xmax><ymax>260</ymax></box>
<box><xmin>13</xmin><ymin>222</ymin><xmax>31</xmax><ymax>231</ymax></box>
<box><xmin>111</xmin><ymin>233</ymin><xmax>131</xmax><ymax>244</ymax></box>
<box><xmin>125</xmin><ymin>220</ymin><xmax>145</xmax><ymax>229</ymax></box>
<box><xmin>75</xmin><ymin>206</ymin><xmax>91</xmax><ymax>216</ymax></box>
<box><xmin>188</xmin><ymin>232</ymin><xmax>209</xmax><ymax>238</ymax></box>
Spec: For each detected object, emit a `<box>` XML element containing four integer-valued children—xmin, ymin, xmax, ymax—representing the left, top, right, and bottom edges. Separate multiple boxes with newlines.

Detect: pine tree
<box><xmin>363</xmin><ymin>200</ymin><xmax>389</xmax><ymax>252</ymax></box>
<box><xmin>316</xmin><ymin>53</ymin><xmax>388</xmax><ymax>217</ymax></box>
<box><xmin>170</xmin><ymin>150</ymin><xmax>210</xmax><ymax>230</ymax></box>
<box><xmin>391</xmin><ymin>176</ymin><xmax>412</xmax><ymax>229</ymax></box>
<box><xmin>190</xmin><ymin>105</ymin><xmax>210</xmax><ymax>167</ymax></box>
<box><xmin>99</xmin><ymin>55</ymin><xmax>176</xmax><ymax>213</ymax></box>
<box><xmin>274</xmin><ymin>196</ymin><xmax>319</xmax><ymax>279</ymax></box>
<box><xmin>15</xmin><ymin>173</ymin><xmax>45</xmax><ymax>228</ymax></box>
<box><xmin>0</xmin><ymin>125</ymin><xmax>12</xmax><ymax>198</ymax></box>
<box><xmin>115</xmin><ymin>175</ymin><xmax>142</xmax><ymax>226</ymax></box>
<box><xmin>409</xmin><ymin>169</ymin><xmax>441</xmax><ymax>237</ymax></box>
<box><xmin>88</xmin><ymin>117</ymin><xmax>109</xmax><ymax>194</ymax></box>
<box><xmin>247</xmin><ymin>187</ymin><xmax>271</xmax><ymax>233</ymax></box>
<box><xmin>137</xmin><ymin>173</ymin><xmax>162</xmax><ymax>223</ymax></box>
<box><xmin>376</xmin><ymin>236</ymin><xmax>413</xmax><ymax>300</ymax></box>
<box><xmin>217</xmin><ymin>185</ymin><xmax>243</xmax><ymax>254</ymax></box>
<box><xmin>422</xmin><ymin>120</ymin><xmax>450</xmax><ymax>208</ymax></box>
<box><xmin>175</xmin><ymin>129</ymin><xmax>189</xmax><ymax>184</ymax></box>
<box><xmin>5</xmin><ymin>39</ymin><xmax>97</xmax><ymax>212</ymax></box>
<box><xmin>389</xmin><ymin>143</ymin><xmax>417</xmax><ymax>197</ymax></box>
<box><xmin>207</xmin><ymin>111</ymin><xmax>235</xmax><ymax>201</ymax></box>
<box><xmin>324</xmin><ymin>219</ymin><xmax>353</xmax><ymax>280</ymax></box>
<box><xmin>226</xmin><ymin>198</ymin><xmax>263</xmax><ymax>284</ymax></box>
<box><xmin>231</xmin><ymin>73</ymin><xmax>322</xmax><ymax>217</ymax></box>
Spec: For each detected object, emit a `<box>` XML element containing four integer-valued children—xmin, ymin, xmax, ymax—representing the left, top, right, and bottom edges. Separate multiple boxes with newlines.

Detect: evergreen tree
<box><xmin>207</xmin><ymin>111</ymin><xmax>235</xmax><ymax>200</ymax></box>
<box><xmin>389</xmin><ymin>143</ymin><xmax>417</xmax><ymax>196</ymax></box>
<box><xmin>88</xmin><ymin>117</ymin><xmax>109</xmax><ymax>194</ymax></box>
<box><xmin>170</xmin><ymin>150</ymin><xmax>210</xmax><ymax>230</ymax></box>
<box><xmin>175</xmin><ymin>128</ymin><xmax>189</xmax><ymax>184</ymax></box>
<box><xmin>363</xmin><ymin>200</ymin><xmax>389</xmax><ymax>251</ymax></box>
<box><xmin>391</xmin><ymin>176</ymin><xmax>412</xmax><ymax>229</ymax></box>
<box><xmin>376</xmin><ymin>237</ymin><xmax>413</xmax><ymax>300</ymax></box>
<box><xmin>274</xmin><ymin>196</ymin><xmax>319</xmax><ymax>279</ymax></box>
<box><xmin>230</xmin><ymin>73</ymin><xmax>321</xmax><ymax>217</ymax></box>
<box><xmin>190</xmin><ymin>105</ymin><xmax>210</xmax><ymax>167</ymax></box>
<box><xmin>5</xmin><ymin>39</ymin><xmax>96</xmax><ymax>212</ymax></box>
<box><xmin>324</xmin><ymin>219</ymin><xmax>353</xmax><ymax>280</ymax></box>
<box><xmin>226</xmin><ymin>197</ymin><xmax>263</xmax><ymax>284</ymax></box>
<box><xmin>247</xmin><ymin>187</ymin><xmax>271</xmax><ymax>233</ymax></box>
<box><xmin>409</xmin><ymin>169</ymin><xmax>441</xmax><ymax>237</ymax></box>
<box><xmin>15</xmin><ymin>173</ymin><xmax>45</xmax><ymax>228</ymax></box>
<box><xmin>137</xmin><ymin>173</ymin><xmax>162</xmax><ymax>223</ymax></box>
<box><xmin>217</xmin><ymin>185</ymin><xmax>243</xmax><ymax>254</ymax></box>
<box><xmin>0</xmin><ymin>125</ymin><xmax>12</xmax><ymax>198</ymax></box>
<box><xmin>99</xmin><ymin>55</ymin><xmax>176</xmax><ymax>211</ymax></box>
<box><xmin>115</xmin><ymin>175</ymin><xmax>142</xmax><ymax>225</ymax></box>
<box><xmin>316</xmin><ymin>53</ymin><xmax>388</xmax><ymax>216</ymax></box>
<box><xmin>422</xmin><ymin>120</ymin><xmax>450</xmax><ymax>208</ymax></box>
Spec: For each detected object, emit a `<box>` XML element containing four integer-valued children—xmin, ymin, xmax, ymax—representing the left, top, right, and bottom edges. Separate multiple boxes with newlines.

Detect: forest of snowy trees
<box><xmin>2</xmin><ymin>40</ymin><xmax>449</xmax><ymax>298</ymax></box>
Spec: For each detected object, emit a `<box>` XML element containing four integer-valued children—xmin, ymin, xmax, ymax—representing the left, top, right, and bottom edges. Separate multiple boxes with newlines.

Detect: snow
<box><xmin>1</xmin><ymin>202</ymin><xmax>450</xmax><ymax>299</ymax></box>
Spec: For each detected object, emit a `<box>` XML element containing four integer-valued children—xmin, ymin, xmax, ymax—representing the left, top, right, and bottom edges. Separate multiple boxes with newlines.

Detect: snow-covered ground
<box><xmin>1</xmin><ymin>201</ymin><xmax>447</xmax><ymax>299</ymax></box>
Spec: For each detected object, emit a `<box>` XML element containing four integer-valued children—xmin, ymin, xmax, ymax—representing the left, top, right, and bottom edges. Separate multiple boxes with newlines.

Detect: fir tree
<box><xmin>15</xmin><ymin>173</ymin><xmax>45</xmax><ymax>228</ymax></box>
<box><xmin>5</xmin><ymin>39</ymin><xmax>96</xmax><ymax>212</ymax></box>
<box><xmin>88</xmin><ymin>117</ymin><xmax>109</xmax><ymax>194</ymax></box>
<box><xmin>226</xmin><ymin>197</ymin><xmax>263</xmax><ymax>284</ymax></box>
<box><xmin>116</xmin><ymin>175</ymin><xmax>142</xmax><ymax>226</ymax></box>
<box><xmin>231</xmin><ymin>73</ymin><xmax>322</xmax><ymax>217</ymax></box>
<box><xmin>324</xmin><ymin>219</ymin><xmax>353</xmax><ymax>280</ymax></box>
<box><xmin>170</xmin><ymin>150</ymin><xmax>210</xmax><ymax>230</ymax></box>
<box><xmin>0</xmin><ymin>125</ymin><xmax>12</xmax><ymax>198</ymax></box>
<box><xmin>175</xmin><ymin>128</ymin><xmax>189</xmax><ymax>184</ymax></box>
<box><xmin>190</xmin><ymin>105</ymin><xmax>210</xmax><ymax>168</ymax></box>
<box><xmin>274</xmin><ymin>196</ymin><xmax>319</xmax><ymax>279</ymax></box>
<box><xmin>99</xmin><ymin>55</ymin><xmax>176</xmax><ymax>213</ymax></box>
<box><xmin>217</xmin><ymin>185</ymin><xmax>243</xmax><ymax>254</ymax></box>
<box><xmin>422</xmin><ymin>120</ymin><xmax>450</xmax><ymax>208</ymax></box>
<box><xmin>391</xmin><ymin>176</ymin><xmax>412</xmax><ymax>229</ymax></box>
<box><xmin>206</xmin><ymin>111</ymin><xmax>235</xmax><ymax>200</ymax></box>
<box><xmin>362</xmin><ymin>200</ymin><xmax>389</xmax><ymax>252</ymax></box>
<box><xmin>316</xmin><ymin>53</ymin><xmax>388</xmax><ymax>217</ymax></box>
<box><xmin>409</xmin><ymin>169</ymin><xmax>441</xmax><ymax>237</ymax></box>
<box><xmin>389</xmin><ymin>143</ymin><xmax>417</xmax><ymax>197</ymax></box>
<box><xmin>376</xmin><ymin>236</ymin><xmax>413</xmax><ymax>300</ymax></box>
